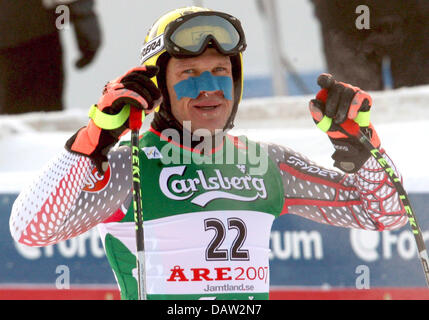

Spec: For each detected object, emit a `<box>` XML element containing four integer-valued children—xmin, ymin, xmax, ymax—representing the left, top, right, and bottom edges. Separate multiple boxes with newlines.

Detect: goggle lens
<box><xmin>169</xmin><ymin>15</ymin><xmax>241</xmax><ymax>54</ymax></box>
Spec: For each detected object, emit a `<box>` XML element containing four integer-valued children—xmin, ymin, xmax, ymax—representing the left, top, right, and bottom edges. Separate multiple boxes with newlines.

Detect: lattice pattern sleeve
<box><xmin>10</xmin><ymin>145</ymin><xmax>133</xmax><ymax>246</ymax></box>
<box><xmin>264</xmin><ymin>143</ymin><xmax>407</xmax><ymax>231</ymax></box>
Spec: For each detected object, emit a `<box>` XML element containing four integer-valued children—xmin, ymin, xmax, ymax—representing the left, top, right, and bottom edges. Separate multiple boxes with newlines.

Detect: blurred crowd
<box><xmin>1</xmin><ymin>1</ymin><xmax>428</xmax><ymax>114</ymax></box>
<box><xmin>311</xmin><ymin>0</ymin><xmax>429</xmax><ymax>91</ymax></box>
<box><xmin>0</xmin><ymin>0</ymin><xmax>101</xmax><ymax>115</ymax></box>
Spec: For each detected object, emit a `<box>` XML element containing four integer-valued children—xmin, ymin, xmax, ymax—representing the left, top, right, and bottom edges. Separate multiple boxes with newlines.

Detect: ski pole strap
<box><xmin>88</xmin><ymin>104</ymin><xmax>145</xmax><ymax>130</ymax></box>
<box><xmin>316</xmin><ymin>115</ymin><xmax>332</xmax><ymax>132</ymax></box>
<box><xmin>88</xmin><ymin>104</ymin><xmax>130</xmax><ymax>130</ymax></box>
<box><xmin>353</xmin><ymin>111</ymin><xmax>370</xmax><ymax>127</ymax></box>
<box><xmin>317</xmin><ymin>111</ymin><xmax>370</xmax><ymax>133</ymax></box>
<box><xmin>89</xmin><ymin>104</ymin><xmax>147</xmax><ymax>130</ymax></box>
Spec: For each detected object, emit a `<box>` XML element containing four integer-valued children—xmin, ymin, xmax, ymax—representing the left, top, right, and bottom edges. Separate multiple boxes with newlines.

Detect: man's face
<box><xmin>166</xmin><ymin>48</ymin><xmax>234</xmax><ymax>135</ymax></box>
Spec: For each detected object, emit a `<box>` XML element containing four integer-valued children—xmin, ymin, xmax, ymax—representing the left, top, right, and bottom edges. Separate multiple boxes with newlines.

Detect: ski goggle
<box><xmin>141</xmin><ymin>11</ymin><xmax>246</xmax><ymax>62</ymax></box>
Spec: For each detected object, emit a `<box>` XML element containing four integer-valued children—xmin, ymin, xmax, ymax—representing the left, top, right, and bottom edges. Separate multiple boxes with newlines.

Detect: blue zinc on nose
<box><xmin>173</xmin><ymin>71</ymin><xmax>233</xmax><ymax>100</ymax></box>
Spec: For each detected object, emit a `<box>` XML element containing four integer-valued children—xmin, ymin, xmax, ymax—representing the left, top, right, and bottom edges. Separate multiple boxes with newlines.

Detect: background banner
<box><xmin>2</xmin><ymin>193</ymin><xmax>428</xmax><ymax>289</ymax></box>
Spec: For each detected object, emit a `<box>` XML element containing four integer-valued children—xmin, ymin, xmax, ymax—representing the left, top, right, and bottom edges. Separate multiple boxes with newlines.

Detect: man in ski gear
<box><xmin>311</xmin><ymin>0</ymin><xmax>429</xmax><ymax>91</ymax></box>
<box><xmin>10</xmin><ymin>6</ymin><xmax>407</xmax><ymax>300</ymax></box>
<box><xmin>0</xmin><ymin>0</ymin><xmax>102</xmax><ymax>114</ymax></box>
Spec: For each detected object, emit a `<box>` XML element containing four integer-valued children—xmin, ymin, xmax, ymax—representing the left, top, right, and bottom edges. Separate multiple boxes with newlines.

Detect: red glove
<box><xmin>66</xmin><ymin>66</ymin><xmax>162</xmax><ymax>173</ymax></box>
<box><xmin>309</xmin><ymin>73</ymin><xmax>380</xmax><ymax>173</ymax></box>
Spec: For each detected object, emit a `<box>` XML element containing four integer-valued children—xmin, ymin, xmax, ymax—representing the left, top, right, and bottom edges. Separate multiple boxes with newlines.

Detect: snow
<box><xmin>1</xmin><ymin>85</ymin><xmax>428</xmax><ymax>193</ymax></box>
<box><xmin>233</xmin><ymin>121</ymin><xmax>429</xmax><ymax>193</ymax></box>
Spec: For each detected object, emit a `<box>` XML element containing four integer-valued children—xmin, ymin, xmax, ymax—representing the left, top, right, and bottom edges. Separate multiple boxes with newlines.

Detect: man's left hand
<box><xmin>309</xmin><ymin>73</ymin><xmax>380</xmax><ymax>173</ymax></box>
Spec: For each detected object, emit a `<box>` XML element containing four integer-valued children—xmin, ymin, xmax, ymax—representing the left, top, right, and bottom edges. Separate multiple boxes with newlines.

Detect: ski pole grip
<box><xmin>129</xmin><ymin>104</ymin><xmax>143</xmax><ymax>130</ymax></box>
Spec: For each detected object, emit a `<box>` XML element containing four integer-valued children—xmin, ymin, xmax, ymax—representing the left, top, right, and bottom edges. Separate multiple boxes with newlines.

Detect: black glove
<box><xmin>69</xmin><ymin>0</ymin><xmax>102</xmax><ymax>69</ymax></box>
<box><xmin>309</xmin><ymin>74</ymin><xmax>380</xmax><ymax>173</ymax></box>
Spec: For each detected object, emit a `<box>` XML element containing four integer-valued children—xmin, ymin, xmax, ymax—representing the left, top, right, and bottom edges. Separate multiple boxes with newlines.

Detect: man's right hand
<box><xmin>99</xmin><ymin>65</ymin><xmax>162</xmax><ymax>117</ymax></box>
<box><xmin>65</xmin><ymin>66</ymin><xmax>162</xmax><ymax>173</ymax></box>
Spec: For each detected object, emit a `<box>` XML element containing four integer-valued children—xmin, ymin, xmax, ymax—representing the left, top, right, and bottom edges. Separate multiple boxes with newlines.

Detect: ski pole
<box><xmin>128</xmin><ymin>104</ymin><xmax>147</xmax><ymax>300</ymax></box>
<box><xmin>316</xmin><ymin>73</ymin><xmax>429</xmax><ymax>286</ymax></box>
<box><xmin>357</xmin><ymin>130</ymin><xmax>429</xmax><ymax>287</ymax></box>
